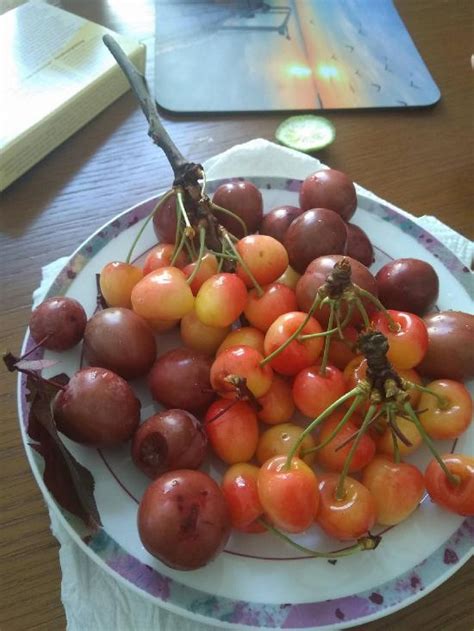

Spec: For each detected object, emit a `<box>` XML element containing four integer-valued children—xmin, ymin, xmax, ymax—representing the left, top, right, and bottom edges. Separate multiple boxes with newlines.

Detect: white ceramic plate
<box><xmin>18</xmin><ymin>177</ymin><xmax>473</xmax><ymax>630</ymax></box>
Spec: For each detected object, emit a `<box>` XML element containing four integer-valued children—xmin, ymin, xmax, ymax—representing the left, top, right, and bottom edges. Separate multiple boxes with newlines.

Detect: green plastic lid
<box><xmin>275</xmin><ymin>115</ymin><xmax>336</xmax><ymax>153</ymax></box>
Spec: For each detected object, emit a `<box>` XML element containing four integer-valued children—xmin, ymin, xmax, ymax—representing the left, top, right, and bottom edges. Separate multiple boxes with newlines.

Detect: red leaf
<box><xmin>16</xmin><ymin>358</ymin><xmax>59</xmax><ymax>371</ymax></box>
<box><xmin>26</xmin><ymin>372</ymin><xmax>102</xmax><ymax>530</ymax></box>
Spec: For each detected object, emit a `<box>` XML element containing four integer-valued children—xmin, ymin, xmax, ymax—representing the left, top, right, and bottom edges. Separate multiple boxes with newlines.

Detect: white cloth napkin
<box><xmin>33</xmin><ymin>139</ymin><xmax>472</xmax><ymax>631</ymax></box>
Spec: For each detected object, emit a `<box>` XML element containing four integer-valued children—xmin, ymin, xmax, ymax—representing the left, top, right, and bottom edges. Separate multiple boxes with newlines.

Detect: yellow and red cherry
<box><xmin>195</xmin><ymin>273</ymin><xmax>248</xmax><ymax>327</ymax></box>
<box><xmin>257</xmin><ymin>455</ymin><xmax>319</xmax><ymax>533</ymax></box>
<box><xmin>100</xmin><ymin>261</ymin><xmax>143</xmax><ymax>308</ymax></box>
<box><xmin>204</xmin><ymin>399</ymin><xmax>259</xmax><ymax>464</ymax></box>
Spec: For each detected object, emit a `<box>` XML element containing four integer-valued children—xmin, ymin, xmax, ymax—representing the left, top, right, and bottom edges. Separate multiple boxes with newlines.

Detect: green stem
<box><xmin>176</xmin><ymin>189</ymin><xmax>194</xmax><ymax>234</ymax></box>
<box><xmin>403</xmin><ymin>402</ymin><xmax>460</xmax><ymax>486</ymax></box>
<box><xmin>302</xmin><ymin>396</ymin><xmax>363</xmax><ymax>456</ymax></box>
<box><xmin>285</xmin><ymin>387</ymin><xmax>362</xmax><ymax>468</ymax></box>
<box><xmin>354</xmin><ymin>296</ymin><xmax>370</xmax><ymax>328</ymax></box>
<box><xmin>340</xmin><ymin>302</ymin><xmax>355</xmax><ymax>330</ymax></box>
<box><xmin>298</xmin><ymin>325</ymin><xmax>340</xmax><ymax>341</ymax></box>
<box><xmin>211</xmin><ymin>201</ymin><xmax>248</xmax><ymax>237</ymax></box>
<box><xmin>258</xmin><ymin>519</ymin><xmax>374</xmax><ymax>559</ymax></box>
<box><xmin>405</xmin><ymin>381</ymin><xmax>447</xmax><ymax>409</ymax></box>
<box><xmin>388</xmin><ymin>407</ymin><xmax>400</xmax><ymax>464</ymax></box>
<box><xmin>355</xmin><ymin>286</ymin><xmax>397</xmax><ymax>331</ymax></box>
<box><xmin>260</xmin><ymin>292</ymin><xmax>323</xmax><ymax>367</ymax></box>
<box><xmin>319</xmin><ymin>302</ymin><xmax>335</xmax><ymax>376</ymax></box>
<box><xmin>170</xmin><ymin>230</ymin><xmax>188</xmax><ymax>267</ymax></box>
<box><xmin>221</xmin><ymin>231</ymin><xmax>264</xmax><ymax>297</ymax></box>
<box><xmin>335</xmin><ymin>404</ymin><xmax>377</xmax><ymax>500</ymax></box>
<box><xmin>125</xmin><ymin>190</ymin><xmax>174</xmax><ymax>264</ymax></box>
<box><xmin>186</xmin><ymin>228</ymin><xmax>206</xmax><ymax>286</ymax></box>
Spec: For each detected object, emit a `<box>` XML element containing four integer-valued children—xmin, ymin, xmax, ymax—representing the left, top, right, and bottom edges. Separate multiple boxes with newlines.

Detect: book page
<box><xmin>0</xmin><ymin>1</ymin><xmax>140</xmax><ymax>147</ymax></box>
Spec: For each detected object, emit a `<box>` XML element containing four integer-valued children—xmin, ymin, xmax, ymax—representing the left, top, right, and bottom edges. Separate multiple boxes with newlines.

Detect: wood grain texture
<box><xmin>0</xmin><ymin>1</ymin><xmax>472</xmax><ymax>630</ymax></box>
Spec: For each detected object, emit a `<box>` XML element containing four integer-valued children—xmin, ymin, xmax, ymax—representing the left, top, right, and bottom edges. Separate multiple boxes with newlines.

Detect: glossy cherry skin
<box><xmin>375</xmin><ymin>258</ymin><xmax>439</xmax><ymax>315</ymax></box>
<box><xmin>83</xmin><ymin>308</ymin><xmax>156</xmax><ymax>380</ymax></box>
<box><xmin>204</xmin><ymin>399</ymin><xmax>259</xmax><ymax>464</ymax></box>
<box><xmin>257</xmin><ymin>375</ymin><xmax>295</xmax><ymax>425</ymax></box>
<box><xmin>244</xmin><ymin>283</ymin><xmax>297</xmax><ymax>332</ymax></box>
<box><xmin>53</xmin><ymin>367</ymin><xmax>140</xmax><ymax>447</ymax></box>
<box><xmin>316</xmin><ymin>413</ymin><xmax>376</xmax><ymax>473</ymax></box>
<box><xmin>362</xmin><ymin>456</ymin><xmax>425</xmax><ymax>526</ymax></box>
<box><xmin>299</xmin><ymin>169</ymin><xmax>357</xmax><ymax>221</ymax></box>
<box><xmin>284</xmin><ymin>208</ymin><xmax>347</xmax><ymax>274</ymax></box>
<box><xmin>217</xmin><ymin>326</ymin><xmax>265</xmax><ymax>357</ymax></box>
<box><xmin>212</xmin><ymin>180</ymin><xmax>263</xmax><ymax>237</ymax></box>
<box><xmin>236</xmin><ymin>235</ymin><xmax>289</xmax><ymax>288</ymax></box>
<box><xmin>142</xmin><ymin>243</ymin><xmax>188</xmax><ymax>275</ymax></box>
<box><xmin>371</xmin><ymin>310</ymin><xmax>428</xmax><ymax>370</ymax></box>
<box><xmin>131</xmin><ymin>267</ymin><xmax>194</xmax><ymax>321</ymax></box>
<box><xmin>30</xmin><ymin>296</ymin><xmax>87</xmax><ymax>351</ymax></box>
<box><xmin>263</xmin><ymin>312</ymin><xmax>324</xmax><ymax>376</ymax></box>
<box><xmin>222</xmin><ymin>463</ymin><xmax>264</xmax><ymax>532</ymax></box>
<box><xmin>131</xmin><ymin>410</ymin><xmax>207</xmax><ymax>478</ymax></box>
<box><xmin>256</xmin><ymin>422</ymin><xmax>316</xmax><ymax>467</ymax></box>
<box><xmin>425</xmin><ymin>455</ymin><xmax>474</xmax><ymax>516</ymax></box>
<box><xmin>180</xmin><ymin>309</ymin><xmax>230</xmax><ymax>356</ymax></box>
<box><xmin>257</xmin><ymin>456</ymin><xmax>319</xmax><ymax>533</ymax></box>
<box><xmin>417</xmin><ymin>311</ymin><xmax>474</xmax><ymax>380</ymax></box>
<box><xmin>99</xmin><ymin>262</ymin><xmax>143</xmax><ymax>309</ymax></box>
<box><xmin>152</xmin><ymin>193</ymin><xmax>178</xmax><ymax>243</ymax></box>
<box><xmin>259</xmin><ymin>205</ymin><xmax>303</xmax><ymax>243</ymax></box>
<box><xmin>195</xmin><ymin>273</ymin><xmax>248</xmax><ymax>328</ymax></box>
<box><xmin>344</xmin><ymin>223</ymin><xmax>374</xmax><ymax>267</ymax></box>
<box><xmin>148</xmin><ymin>348</ymin><xmax>214</xmax><ymax>412</ymax></box>
<box><xmin>210</xmin><ymin>345</ymin><xmax>273</xmax><ymax>399</ymax></box>
<box><xmin>292</xmin><ymin>363</ymin><xmax>346</xmax><ymax>419</ymax></box>
<box><xmin>316</xmin><ymin>474</ymin><xmax>376</xmax><ymax>540</ymax></box>
<box><xmin>138</xmin><ymin>470</ymin><xmax>231</xmax><ymax>570</ymax></box>
<box><xmin>418</xmin><ymin>379</ymin><xmax>472</xmax><ymax>440</ymax></box>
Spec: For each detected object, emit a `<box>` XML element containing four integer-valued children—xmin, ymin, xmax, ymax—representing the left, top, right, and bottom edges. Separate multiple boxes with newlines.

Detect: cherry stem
<box><xmin>404</xmin><ymin>381</ymin><xmax>447</xmax><ymax>409</ymax></box>
<box><xmin>221</xmin><ymin>230</ymin><xmax>264</xmax><ymax>297</ymax></box>
<box><xmin>319</xmin><ymin>301</ymin><xmax>335</xmax><ymax>376</ymax></box>
<box><xmin>15</xmin><ymin>366</ymin><xmax>66</xmax><ymax>391</ymax></box>
<box><xmin>335</xmin><ymin>404</ymin><xmax>377</xmax><ymax>500</ymax></box>
<box><xmin>258</xmin><ymin>518</ymin><xmax>380</xmax><ymax>558</ymax></box>
<box><xmin>176</xmin><ymin>189</ymin><xmax>195</xmax><ymax>238</ymax></box>
<box><xmin>302</xmin><ymin>395</ymin><xmax>363</xmax><ymax>456</ymax></box>
<box><xmin>211</xmin><ymin>201</ymin><xmax>248</xmax><ymax>237</ymax></box>
<box><xmin>170</xmin><ymin>229</ymin><xmax>188</xmax><ymax>267</ymax></box>
<box><xmin>205</xmin><ymin>399</ymin><xmax>239</xmax><ymax>425</ymax></box>
<box><xmin>285</xmin><ymin>387</ymin><xmax>362</xmax><ymax>468</ymax></box>
<box><xmin>260</xmin><ymin>292</ymin><xmax>323</xmax><ymax>368</ymax></box>
<box><xmin>388</xmin><ymin>412</ymin><xmax>412</xmax><ymax>447</ymax></box>
<box><xmin>18</xmin><ymin>336</ymin><xmax>50</xmax><ymax>360</ymax></box>
<box><xmin>125</xmin><ymin>190</ymin><xmax>174</xmax><ymax>264</ymax></box>
<box><xmin>388</xmin><ymin>407</ymin><xmax>401</xmax><ymax>464</ymax></box>
<box><xmin>355</xmin><ymin>286</ymin><xmax>397</xmax><ymax>331</ymax></box>
<box><xmin>185</xmin><ymin>227</ymin><xmax>206</xmax><ymax>286</ymax></box>
<box><xmin>354</xmin><ymin>296</ymin><xmax>370</xmax><ymax>328</ymax></box>
<box><xmin>298</xmin><ymin>325</ymin><xmax>339</xmax><ymax>341</ymax></box>
<box><xmin>403</xmin><ymin>402</ymin><xmax>460</xmax><ymax>486</ymax></box>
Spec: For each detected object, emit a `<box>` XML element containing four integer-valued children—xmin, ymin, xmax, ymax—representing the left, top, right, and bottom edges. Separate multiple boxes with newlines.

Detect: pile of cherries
<box><xmin>27</xmin><ymin>167</ymin><xmax>473</xmax><ymax>572</ymax></box>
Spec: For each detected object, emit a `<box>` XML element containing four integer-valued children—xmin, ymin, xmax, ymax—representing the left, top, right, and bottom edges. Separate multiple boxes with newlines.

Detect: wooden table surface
<box><xmin>1</xmin><ymin>1</ymin><xmax>473</xmax><ymax>630</ymax></box>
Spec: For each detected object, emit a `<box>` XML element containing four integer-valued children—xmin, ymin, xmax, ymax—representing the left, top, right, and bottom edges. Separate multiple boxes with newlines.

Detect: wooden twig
<box><xmin>103</xmin><ymin>34</ymin><xmax>201</xmax><ymax>185</ymax></box>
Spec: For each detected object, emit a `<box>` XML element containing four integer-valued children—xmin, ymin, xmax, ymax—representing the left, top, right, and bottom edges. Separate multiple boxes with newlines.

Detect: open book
<box><xmin>1</xmin><ymin>1</ymin><xmax>145</xmax><ymax>191</ymax></box>
<box><xmin>154</xmin><ymin>0</ymin><xmax>439</xmax><ymax>112</ymax></box>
